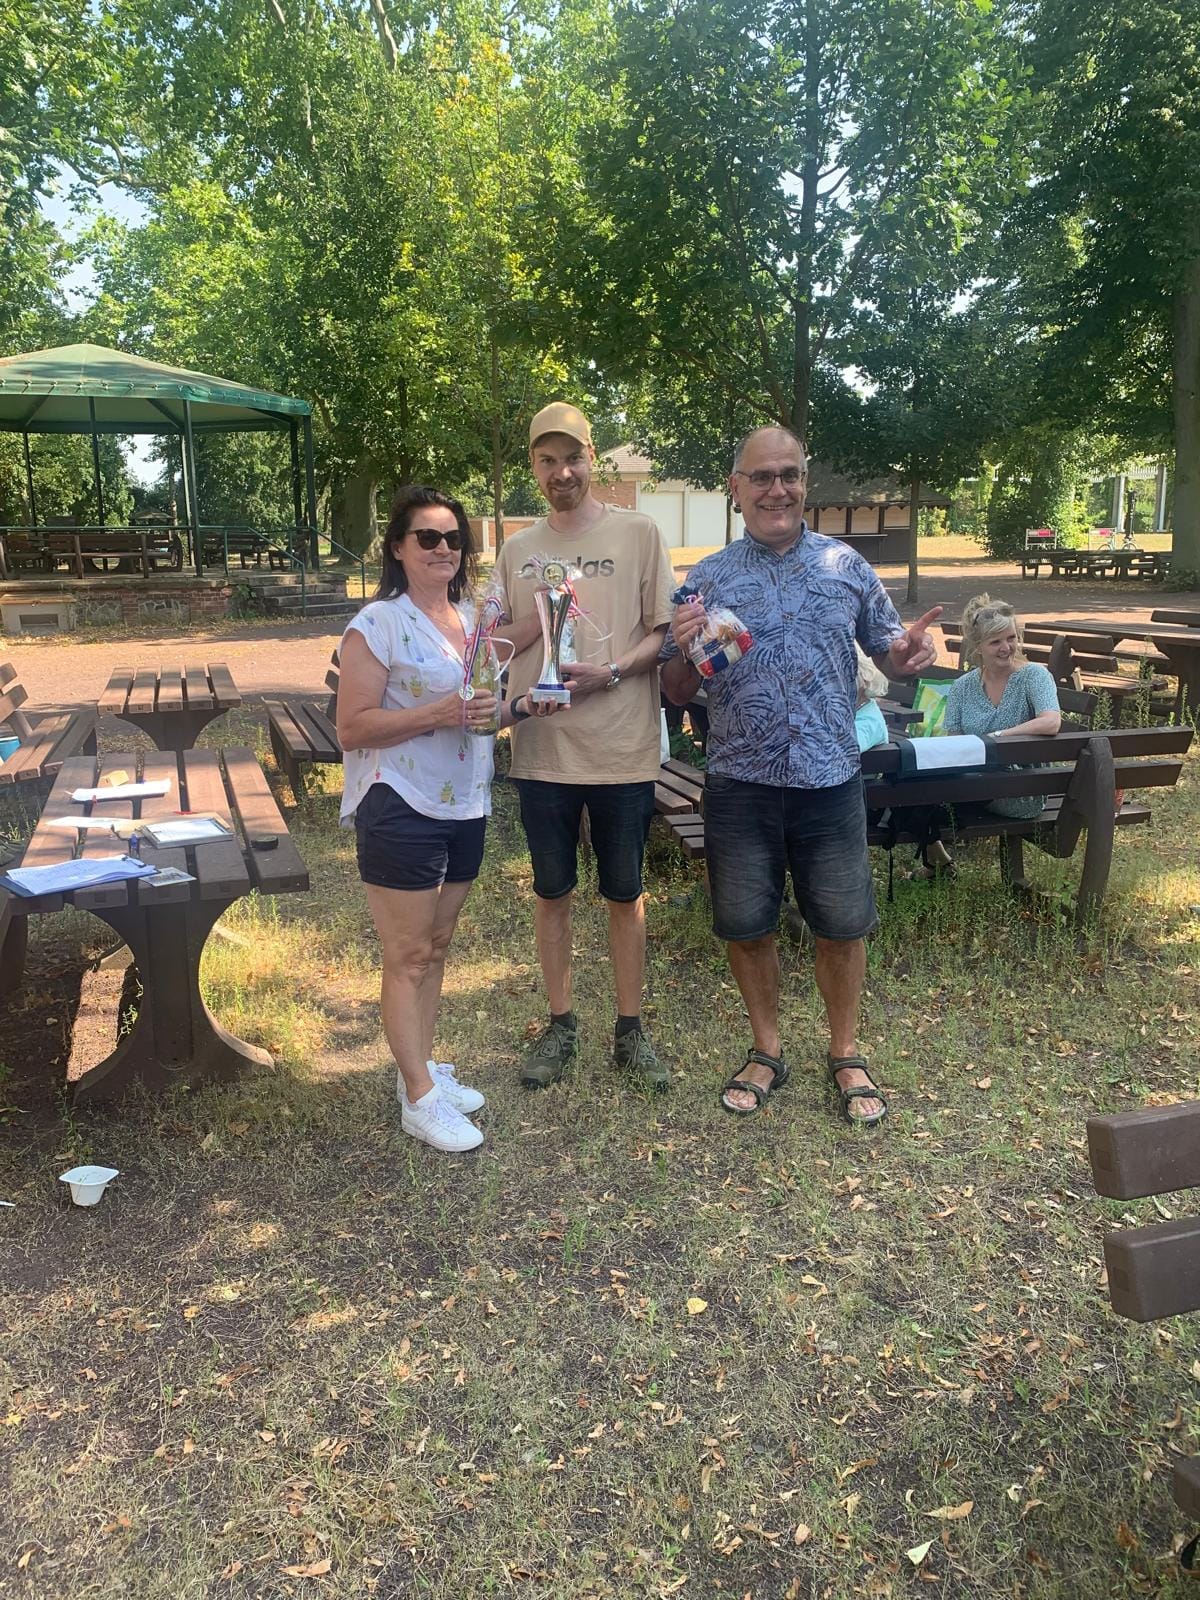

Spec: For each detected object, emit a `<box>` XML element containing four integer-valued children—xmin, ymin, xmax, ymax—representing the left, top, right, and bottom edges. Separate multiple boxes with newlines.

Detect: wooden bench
<box><xmin>201</xmin><ymin>529</ymin><xmax>290</xmax><ymax>570</ymax></box>
<box><xmin>1087</xmin><ymin>1102</ymin><xmax>1200</xmax><ymax>1560</ymax></box>
<box><xmin>0</xmin><ymin>662</ymin><xmax>96</xmax><ymax>791</ymax></box>
<box><xmin>655</xmin><ymin>725</ymin><xmax>1193</xmax><ymax>925</ymax></box>
<box><xmin>266</xmin><ymin>650</ymin><xmax>342</xmax><ymax>798</ymax></box>
<box><xmin>1152</xmin><ymin>608</ymin><xmax>1200</xmax><ymax>628</ymax></box>
<box><xmin>47</xmin><ymin>527</ymin><xmax>183</xmax><ymax>577</ymax></box>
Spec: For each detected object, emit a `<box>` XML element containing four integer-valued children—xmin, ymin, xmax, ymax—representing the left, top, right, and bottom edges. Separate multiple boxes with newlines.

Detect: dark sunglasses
<box><xmin>406</xmin><ymin>526</ymin><xmax>464</xmax><ymax>551</ymax></box>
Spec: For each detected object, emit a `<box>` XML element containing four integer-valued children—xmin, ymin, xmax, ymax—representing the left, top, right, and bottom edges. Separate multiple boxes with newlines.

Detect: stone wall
<box><xmin>0</xmin><ymin>579</ymin><xmax>235</xmax><ymax>634</ymax></box>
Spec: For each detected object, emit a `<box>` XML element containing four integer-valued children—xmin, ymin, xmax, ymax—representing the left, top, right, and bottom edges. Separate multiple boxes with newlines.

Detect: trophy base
<box><xmin>530</xmin><ymin>685</ymin><xmax>572</xmax><ymax>706</ymax></box>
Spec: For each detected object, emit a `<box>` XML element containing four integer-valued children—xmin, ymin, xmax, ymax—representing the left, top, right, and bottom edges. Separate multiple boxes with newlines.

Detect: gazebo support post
<box><xmin>182</xmin><ymin>399</ymin><xmax>202</xmax><ymax>577</ymax></box>
<box><xmin>289</xmin><ymin>419</ymin><xmax>304</xmax><ymax>564</ymax></box>
<box><xmin>302</xmin><ymin>414</ymin><xmax>319</xmax><ymax>569</ymax></box>
<box><xmin>21</xmin><ymin>432</ymin><xmax>37</xmax><ymax>527</ymax></box>
<box><xmin>88</xmin><ymin>399</ymin><xmax>106</xmax><ymax>525</ymax></box>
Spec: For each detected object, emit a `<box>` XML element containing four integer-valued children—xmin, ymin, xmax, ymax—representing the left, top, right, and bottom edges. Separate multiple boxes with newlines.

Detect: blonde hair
<box><xmin>961</xmin><ymin>593</ymin><xmax>1026</xmax><ymax>668</ymax></box>
<box><xmin>854</xmin><ymin>644</ymin><xmax>889</xmax><ymax>707</ymax></box>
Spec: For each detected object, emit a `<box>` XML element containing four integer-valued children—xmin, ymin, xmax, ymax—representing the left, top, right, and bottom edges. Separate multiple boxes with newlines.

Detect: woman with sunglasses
<box><xmin>338</xmin><ymin>485</ymin><xmax>546</xmax><ymax>1153</ymax></box>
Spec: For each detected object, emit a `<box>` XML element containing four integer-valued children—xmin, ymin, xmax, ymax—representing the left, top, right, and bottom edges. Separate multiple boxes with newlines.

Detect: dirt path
<box><xmin>6</xmin><ymin>558</ymin><xmax>1180</xmax><ymax>712</ymax></box>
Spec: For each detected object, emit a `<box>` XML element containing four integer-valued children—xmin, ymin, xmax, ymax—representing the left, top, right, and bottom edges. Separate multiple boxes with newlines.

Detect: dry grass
<box><xmin>1</xmin><ymin>730</ymin><xmax>1199</xmax><ymax>1599</ymax></box>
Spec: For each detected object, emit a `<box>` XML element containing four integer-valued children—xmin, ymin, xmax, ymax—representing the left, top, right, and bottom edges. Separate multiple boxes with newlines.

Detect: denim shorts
<box><xmin>704</xmin><ymin>773</ymin><xmax>878</xmax><ymax>942</ymax></box>
<box><xmin>514</xmin><ymin>779</ymin><xmax>656</xmax><ymax>902</ymax></box>
<box><xmin>355</xmin><ymin>783</ymin><xmax>487</xmax><ymax>892</ymax></box>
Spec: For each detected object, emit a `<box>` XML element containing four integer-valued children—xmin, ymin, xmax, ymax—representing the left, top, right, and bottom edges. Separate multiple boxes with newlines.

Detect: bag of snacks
<box><xmin>672</xmin><ymin>586</ymin><xmax>753</xmax><ymax>678</ymax></box>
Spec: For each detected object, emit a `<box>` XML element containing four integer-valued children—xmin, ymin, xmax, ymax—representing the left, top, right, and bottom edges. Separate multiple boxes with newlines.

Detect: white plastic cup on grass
<box><xmin>59</xmin><ymin>1166</ymin><xmax>119</xmax><ymax>1207</ymax></box>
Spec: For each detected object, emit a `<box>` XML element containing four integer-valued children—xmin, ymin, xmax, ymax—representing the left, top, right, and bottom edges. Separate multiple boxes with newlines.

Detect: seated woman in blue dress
<box><xmin>944</xmin><ymin>593</ymin><xmax>1062</xmax><ymax>821</ymax></box>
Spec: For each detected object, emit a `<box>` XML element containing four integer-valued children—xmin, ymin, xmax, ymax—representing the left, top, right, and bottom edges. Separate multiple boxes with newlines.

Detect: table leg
<box><xmin>115</xmin><ymin>710</ymin><xmax>227</xmax><ymax>752</ymax></box>
<box><xmin>1155</xmin><ymin>642</ymin><xmax>1200</xmax><ymax>722</ymax></box>
<box><xmin>70</xmin><ymin>896</ymin><xmax>270</xmax><ymax>1103</ymax></box>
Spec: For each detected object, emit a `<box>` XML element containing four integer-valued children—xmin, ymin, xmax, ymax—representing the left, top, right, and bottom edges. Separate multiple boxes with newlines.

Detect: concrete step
<box><xmin>265</xmin><ymin>598</ymin><xmax>359</xmax><ymax>619</ymax></box>
<box><xmin>240</xmin><ymin>570</ymin><xmax>352</xmax><ymax>594</ymax></box>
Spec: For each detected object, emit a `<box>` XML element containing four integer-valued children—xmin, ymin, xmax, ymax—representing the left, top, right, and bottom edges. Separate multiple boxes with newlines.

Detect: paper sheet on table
<box><xmin>0</xmin><ymin>857</ymin><xmax>157</xmax><ymax>897</ymax></box>
<box><xmin>71</xmin><ymin>780</ymin><xmax>171</xmax><ymax>802</ymax></box>
<box><xmin>908</xmin><ymin>734</ymin><xmax>988</xmax><ymax>771</ymax></box>
<box><xmin>43</xmin><ymin>816</ymin><xmax>138</xmax><ymax>835</ymax></box>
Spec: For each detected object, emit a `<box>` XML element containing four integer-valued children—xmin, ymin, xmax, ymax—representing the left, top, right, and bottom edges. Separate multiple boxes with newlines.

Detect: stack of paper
<box><xmin>0</xmin><ymin>858</ymin><xmax>158</xmax><ymax>897</ymax></box>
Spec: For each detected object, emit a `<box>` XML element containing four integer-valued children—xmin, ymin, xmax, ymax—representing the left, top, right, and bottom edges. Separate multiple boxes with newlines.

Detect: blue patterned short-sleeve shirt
<box><xmin>663</xmin><ymin>528</ymin><xmax>904</xmax><ymax>789</ymax></box>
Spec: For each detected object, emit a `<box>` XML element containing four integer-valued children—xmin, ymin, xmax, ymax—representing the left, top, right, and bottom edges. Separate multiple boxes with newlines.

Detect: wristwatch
<box><xmin>605</xmin><ymin>662</ymin><xmax>622</xmax><ymax>691</ymax></box>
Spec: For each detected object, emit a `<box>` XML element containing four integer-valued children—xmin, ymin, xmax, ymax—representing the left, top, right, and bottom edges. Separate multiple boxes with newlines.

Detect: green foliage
<box><xmin>0</xmin><ymin>434</ymin><xmax>134</xmax><ymax>527</ymax></box>
<box><xmin>982</xmin><ymin>433</ymin><xmax>1095</xmax><ymax>557</ymax></box>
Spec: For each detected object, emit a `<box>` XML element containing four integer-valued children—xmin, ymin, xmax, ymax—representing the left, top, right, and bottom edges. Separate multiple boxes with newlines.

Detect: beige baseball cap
<box><xmin>529</xmin><ymin>402</ymin><xmax>593</xmax><ymax>450</ymax></box>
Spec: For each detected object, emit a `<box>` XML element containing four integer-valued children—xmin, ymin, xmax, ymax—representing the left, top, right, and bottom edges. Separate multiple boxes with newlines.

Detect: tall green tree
<box><xmin>1019</xmin><ymin>0</ymin><xmax>1200</xmax><ymax>573</ymax></box>
<box><xmin>568</xmin><ymin>0</ymin><xmax>1026</xmax><ymax>455</ymax></box>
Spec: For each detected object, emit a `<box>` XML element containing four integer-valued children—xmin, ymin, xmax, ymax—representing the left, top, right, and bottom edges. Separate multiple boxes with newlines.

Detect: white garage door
<box><xmin>637</xmin><ymin>485</ymin><xmax>684</xmax><ymax>547</ymax></box>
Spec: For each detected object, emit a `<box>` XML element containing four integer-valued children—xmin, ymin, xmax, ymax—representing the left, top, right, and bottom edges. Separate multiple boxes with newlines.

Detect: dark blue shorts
<box><xmin>514</xmin><ymin>779</ymin><xmax>655</xmax><ymax>902</ymax></box>
<box><xmin>355</xmin><ymin>783</ymin><xmax>487</xmax><ymax>892</ymax></box>
<box><xmin>704</xmin><ymin>773</ymin><xmax>877</xmax><ymax>942</ymax></box>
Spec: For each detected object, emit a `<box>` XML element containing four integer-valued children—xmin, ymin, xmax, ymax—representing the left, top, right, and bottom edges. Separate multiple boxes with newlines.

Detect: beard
<box><xmin>546</xmin><ymin>479</ymin><xmax>586</xmax><ymax>510</ymax></box>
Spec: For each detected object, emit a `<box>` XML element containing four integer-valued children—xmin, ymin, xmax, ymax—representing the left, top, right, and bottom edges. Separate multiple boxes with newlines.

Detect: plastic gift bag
<box><xmin>912</xmin><ymin>678</ymin><xmax>953</xmax><ymax>737</ymax></box>
<box><xmin>672</xmin><ymin>586</ymin><xmax>752</xmax><ymax>678</ymax></box>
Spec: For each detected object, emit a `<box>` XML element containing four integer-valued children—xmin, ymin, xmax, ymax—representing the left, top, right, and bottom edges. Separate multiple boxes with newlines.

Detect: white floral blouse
<box><xmin>338</xmin><ymin>595</ymin><xmax>494</xmax><ymax>825</ymax></box>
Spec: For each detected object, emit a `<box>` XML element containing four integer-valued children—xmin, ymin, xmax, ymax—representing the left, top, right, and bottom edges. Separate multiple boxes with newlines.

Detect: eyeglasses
<box><xmin>734</xmin><ymin>467</ymin><xmax>806</xmax><ymax>490</ymax></box>
<box><xmin>407</xmin><ymin>527</ymin><xmax>464</xmax><ymax>551</ymax></box>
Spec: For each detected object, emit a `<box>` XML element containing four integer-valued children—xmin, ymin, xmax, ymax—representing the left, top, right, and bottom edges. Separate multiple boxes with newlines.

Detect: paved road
<box><xmin>8</xmin><ymin>559</ymin><xmax>1179</xmax><ymax>713</ymax></box>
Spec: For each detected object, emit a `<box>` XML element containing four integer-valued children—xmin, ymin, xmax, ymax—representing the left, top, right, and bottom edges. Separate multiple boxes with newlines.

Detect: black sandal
<box><xmin>720</xmin><ymin>1049</ymin><xmax>790</xmax><ymax>1116</ymax></box>
<box><xmin>827</xmin><ymin>1054</ymin><xmax>889</xmax><ymax>1128</ymax></box>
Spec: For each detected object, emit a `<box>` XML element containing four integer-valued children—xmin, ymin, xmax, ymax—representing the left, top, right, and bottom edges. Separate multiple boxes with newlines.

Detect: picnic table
<box><xmin>1042</xmin><ymin>618</ymin><xmax>1200</xmax><ymax>717</ymax></box>
<box><xmin>5</xmin><ymin>747</ymin><xmax>309</xmax><ymax>1101</ymax></box>
<box><xmin>98</xmin><ymin>661</ymin><xmax>242</xmax><ymax>753</ymax></box>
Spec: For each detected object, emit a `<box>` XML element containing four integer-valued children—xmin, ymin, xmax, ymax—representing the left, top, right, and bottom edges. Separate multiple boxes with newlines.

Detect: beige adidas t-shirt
<box><xmin>493</xmin><ymin>508</ymin><xmax>675</xmax><ymax>784</ymax></box>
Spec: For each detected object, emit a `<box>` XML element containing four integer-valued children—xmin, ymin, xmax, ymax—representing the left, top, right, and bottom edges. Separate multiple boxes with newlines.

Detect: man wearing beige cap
<box><xmin>493</xmin><ymin>402</ymin><xmax>676</xmax><ymax>1092</ymax></box>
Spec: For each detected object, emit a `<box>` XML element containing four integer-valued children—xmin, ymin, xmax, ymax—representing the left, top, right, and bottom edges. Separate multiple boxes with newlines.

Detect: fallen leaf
<box><xmin>686</xmin><ymin>1298</ymin><xmax>708</xmax><ymax>1316</ymax></box>
<box><xmin>975</xmin><ymin>1077</ymin><xmax>992</xmax><ymax>1090</ymax></box>
<box><xmin>906</xmin><ymin>1540</ymin><xmax>933</xmax><ymax>1565</ymax></box>
<box><xmin>926</xmin><ymin>1501</ymin><xmax>973</xmax><ymax>1521</ymax></box>
<box><xmin>279</xmin><ymin>1557</ymin><xmax>332</xmax><ymax>1577</ymax></box>
<box><xmin>794</xmin><ymin>1523</ymin><xmax>811</xmax><ymax>1545</ymax></box>
<box><xmin>1115</xmin><ymin>1522</ymin><xmax>1139</xmax><ymax>1551</ymax></box>
<box><xmin>182</xmin><ymin>1306</ymin><xmax>201</xmax><ymax>1321</ymax></box>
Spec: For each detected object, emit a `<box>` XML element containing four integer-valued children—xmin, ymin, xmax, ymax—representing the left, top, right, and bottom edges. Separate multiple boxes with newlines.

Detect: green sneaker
<box><xmin>520</xmin><ymin>1018</ymin><xmax>578</xmax><ymax>1088</ymax></box>
<box><xmin>614</xmin><ymin>1028</ymin><xmax>669</xmax><ymax>1093</ymax></box>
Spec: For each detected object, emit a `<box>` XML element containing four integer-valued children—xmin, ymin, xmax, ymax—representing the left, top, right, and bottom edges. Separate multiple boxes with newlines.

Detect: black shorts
<box><xmin>355</xmin><ymin>783</ymin><xmax>487</xmax><ymax>892</ymax></box>
<box><xmin>704</xmin><ymin>773</ymin><xmax>878</xmax><ymax>942</ymax></box>
<box><xmin>513</xmin><ymin>779</ymin><xmax>655</xmax><ymax>902</ymax></box>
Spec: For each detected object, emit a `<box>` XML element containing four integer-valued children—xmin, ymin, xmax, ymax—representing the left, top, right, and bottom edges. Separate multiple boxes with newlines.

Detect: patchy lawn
<box><xmin>1</xmin><ymin>710</ymin><xmax>1199</xmax><ymax>1599</ymax></box>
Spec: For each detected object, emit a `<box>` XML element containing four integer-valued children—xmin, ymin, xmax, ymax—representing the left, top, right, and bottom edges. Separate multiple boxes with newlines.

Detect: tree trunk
<box><xmin>329</xmin><ymin>461</ymin><xmax>377</xmax><ymax>556</ymax></box>
<box><xmin>789</xmin><ymin>0</ymin><xmax>821</xmax><ymax>441</ymax></box>
<box><xmin>906</xmin><ymin>478</ymin><xmax>920</xmax><ymax>605</ymax></box>
<box><xmin>490</xmin><ymin>334</ymin><xmax>505</xmax><ymax>554</ymax></box>
<box><xmin>1172</xmin><ymin>253</ymin><xmax>1200</xmax><ymax>575</ymax></box>
<box><xmin>725</xmin><ymin>494</ymin><xmax>733</xmax><ymax>545</ymax></box>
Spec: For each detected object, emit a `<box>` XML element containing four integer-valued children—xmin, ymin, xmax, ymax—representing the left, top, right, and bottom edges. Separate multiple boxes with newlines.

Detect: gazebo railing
<box><xmin>308</xmin><ymin>528</ymin><xmax>368</xmax><ymax>602</ymax></box>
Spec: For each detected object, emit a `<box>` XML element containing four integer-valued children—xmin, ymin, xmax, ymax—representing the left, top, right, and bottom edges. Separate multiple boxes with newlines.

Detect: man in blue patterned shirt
<box><xmin>662</xmin><ymin>426</ymin><xmax>940</xmax><ymax>1127</ymax></box>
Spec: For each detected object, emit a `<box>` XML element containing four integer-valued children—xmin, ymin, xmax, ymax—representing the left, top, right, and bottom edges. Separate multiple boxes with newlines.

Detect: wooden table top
<box><xmin>13</xmin><ymin>748</ymin><xmax>307</xmax><ymax>915</ymax></box>
<box><xmin>99</xmin><ymin>662</ymin><xmax>242</xmax><ymax>717</ymax></box>
<box><xmin>1042</xmin><ymin>619</ymin><xmax>1200</xmax><ymax>646</ymax></box>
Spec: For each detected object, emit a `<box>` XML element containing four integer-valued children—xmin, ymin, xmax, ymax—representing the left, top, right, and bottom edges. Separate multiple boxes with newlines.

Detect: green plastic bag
<box><xmin>912</xmin><ymin>678</ymin><xmax>953</xmax><ymax>737</ymax></box>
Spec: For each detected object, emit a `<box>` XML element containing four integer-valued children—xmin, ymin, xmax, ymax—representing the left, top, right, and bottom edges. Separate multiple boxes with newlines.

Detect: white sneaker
<box><xmin>400</xmin><ymin>1083</ymin><xmax>484</xmax><ymax>1152</ymax></box>
<box><xmin>394</xmin><ymin>1063</ymin><xmax>486</xmax><ymax>1115</ymax></box>
<box><xmin>429</xmin><ymin>1059</ymin><xmax>485</xmax><ymax>1114</ymax></box>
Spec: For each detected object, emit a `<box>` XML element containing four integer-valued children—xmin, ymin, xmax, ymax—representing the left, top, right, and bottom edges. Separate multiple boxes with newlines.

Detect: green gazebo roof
<box><xmin>0</xmin><ymin>343</ymin><xmax>311</xmax><ymax>434</ymax></box>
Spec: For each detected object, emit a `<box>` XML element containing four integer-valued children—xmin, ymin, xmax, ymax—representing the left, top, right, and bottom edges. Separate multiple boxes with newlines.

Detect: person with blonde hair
<box><xmin>854</xmin><ymin>645</ymin><xmax>890</xmax><ymax>753</ymax></box>
<box><xmin>943</xmin><ymin>593</ymin><xmax>1061</xmax><ymax>820</ymax></box>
